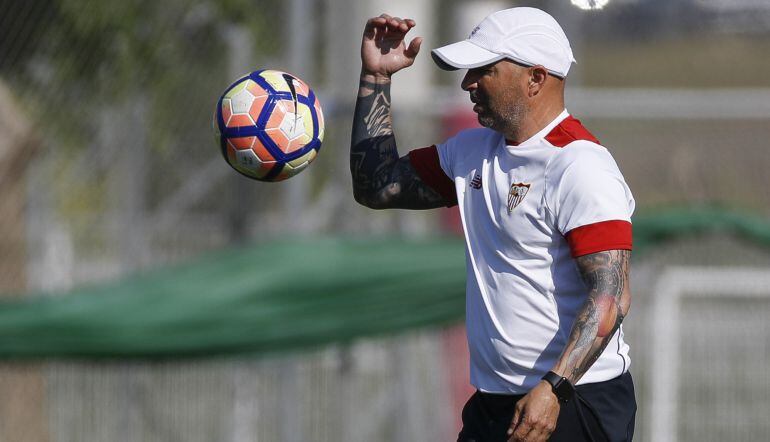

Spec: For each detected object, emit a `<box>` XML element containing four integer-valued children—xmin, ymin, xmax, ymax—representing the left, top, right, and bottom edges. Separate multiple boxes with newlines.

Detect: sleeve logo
<box><xmin>507</xmin><ymin>182</ymin><xmax>531</xmax><ymax>212</ymax></box>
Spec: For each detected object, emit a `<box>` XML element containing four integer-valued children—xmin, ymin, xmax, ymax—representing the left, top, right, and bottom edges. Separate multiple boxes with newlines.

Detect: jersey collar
<box><xmin>504</xmin><ymin>109</ymin><xmax>570</xmax><ymax>150</ymax></box>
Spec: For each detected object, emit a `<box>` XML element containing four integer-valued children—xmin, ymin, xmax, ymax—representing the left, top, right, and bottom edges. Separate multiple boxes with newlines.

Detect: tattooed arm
<box><xmin>508</xmin><ymin>250</ymin><xmax>631</xmax><ymax>441</ymax></box>
<box><xmin>552</xmin><ymin>249</ymin><xmax>631</xmax><ymax>383</ymax></box>
<box><xmin>351</xmin><ymin>79</ymin><xmax>448</xmax><ymax>209</ymax></box>
<box><xmin>351</xmin><ymin>14</ymin><xmax>448</xmax><ymax>210</ymax></box>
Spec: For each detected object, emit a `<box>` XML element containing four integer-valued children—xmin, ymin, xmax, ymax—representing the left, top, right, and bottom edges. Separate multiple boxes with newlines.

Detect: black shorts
<box><xmin>458</xmin><ymin>371</ymin><xmax>636</xmax><ymax>442</ymax></box>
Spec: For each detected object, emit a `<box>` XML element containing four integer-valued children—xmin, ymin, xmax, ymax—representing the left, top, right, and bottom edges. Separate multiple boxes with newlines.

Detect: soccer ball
<box><xmin>213</xmin><ymin>70</ymin><xmax>324</xmax><ymax>181</ymax></box>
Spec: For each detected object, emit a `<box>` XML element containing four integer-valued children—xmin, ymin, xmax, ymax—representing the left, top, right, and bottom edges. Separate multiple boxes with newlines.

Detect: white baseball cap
<box><xmin>431</xmin><ymin>7</ymin><xmax>576</xmax><ymax>78</ymax></box>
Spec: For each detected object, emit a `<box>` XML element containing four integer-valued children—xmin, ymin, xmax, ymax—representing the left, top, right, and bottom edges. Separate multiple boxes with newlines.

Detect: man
<box><xmin>350</xmin><ymin>7</ymin><xmax>636</xmax><ymax>442</ymax></box>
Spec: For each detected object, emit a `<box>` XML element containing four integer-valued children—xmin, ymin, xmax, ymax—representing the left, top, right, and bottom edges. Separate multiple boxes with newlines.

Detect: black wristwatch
<box><xmin>542</xmin><ymin>371</ymin><xmax>575</xmax><ymax>403</ymax></box>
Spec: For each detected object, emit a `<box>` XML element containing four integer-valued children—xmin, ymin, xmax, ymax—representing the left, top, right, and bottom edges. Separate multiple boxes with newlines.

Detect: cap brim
<box><xmin>431</xmin><ymin>40</ymin><xmax>505</xmax><ymax>71</ymax></box>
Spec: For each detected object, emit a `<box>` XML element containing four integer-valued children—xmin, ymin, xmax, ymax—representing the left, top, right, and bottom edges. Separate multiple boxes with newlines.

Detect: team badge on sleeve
<box><xmin>507</xmin><ymin>182</ymin><xmax>531</xmax><ymax>212</ymax></box>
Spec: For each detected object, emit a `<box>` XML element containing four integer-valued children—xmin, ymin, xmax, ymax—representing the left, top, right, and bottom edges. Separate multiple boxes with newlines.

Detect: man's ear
<box><xmin>528</xmin><ymin>66</ymin><xmax>548</xmax><ymax>96</ymax></box>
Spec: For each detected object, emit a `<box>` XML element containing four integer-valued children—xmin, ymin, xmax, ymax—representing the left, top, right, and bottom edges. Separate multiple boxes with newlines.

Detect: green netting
<box><xmin>1</xmin><ymin>208</ymin><xmax>769</xmax><ymax>359</ymax></box>
<box><xmin>633</xmin><ymin>207</ymin><xmax>770</xmax><ymax>251</ymax></box>
<box><xmin>0</xmin><ymin>237</ymin><xmax>467</xmax><ymax>358</ymax></box>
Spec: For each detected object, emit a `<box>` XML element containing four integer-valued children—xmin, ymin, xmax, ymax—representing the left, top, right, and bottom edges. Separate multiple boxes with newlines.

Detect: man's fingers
<box><xmin>365</xmin><ymin>14</ymin><xmax>419</xmax><ymax>59</ymax></box>
<box><xmin>364</xmin><ymin>16</ymin><xmax>387</xmax><ymax>36</ymax></box>
<box><xmin>508</xmin><ymin>403</ymin><xmax>523</xmax><ymax>438</ymax></box>
<box><xmin>514</xmin><ymin>431</ymin><xmax>542</xmax><ymax>442</ymax></box>
<box><xmin>510</xmin><ymin>409</ymin><xmax>531</xmax><ymax>441</ymax></box>
<box><xmin>366</xmin><ymin>16</ymin><xmax>387</xmax><ymax>27</ymax></box>
<box><xmin>404</xmin><ymin>37</ymin><xmax>422</xmax><ymax>59</ymax></box>
<box><xmin>392</xmin><ymin>17</ymin><xmax>411</xmax><ymax>32</ymax></box>
<box><xmin>512</xmin><ymin>416</ymin><xmax>553</xmax><ymax>442</ymax></box>
<box><xmin>365</xmin><ymin>15</ymin><xmax>410</xmax><ymax>41</ymax></box>
<box><xmin>513</xmin><ymin>416</ymin><xmax>545</xmax><ymax>442</ymax></box>
<box><xmin>510</xmin><ymin>420</ymin><xmax>531</xmax><ymax>442</ymax></box>
<box><xmin>528</xmin><ymin>428</ymin><xmax>552</xmax><ymax>442</ymax></box>
<box><xmin>378</xmin><ymin>13</ymin><xmax>403</xmax><ymax>32</ymax></box>
<box><xmin>375</xmin><ymin>14</ymin><xmax>414</xmax><ymax>34</ymax></box>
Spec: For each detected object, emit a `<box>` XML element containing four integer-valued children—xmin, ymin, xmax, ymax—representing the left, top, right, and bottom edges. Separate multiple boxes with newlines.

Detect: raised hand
<box><xmin>360</xmin><ymin>14</ymin><xmax>422</xmax><ymax>81</ymax></box>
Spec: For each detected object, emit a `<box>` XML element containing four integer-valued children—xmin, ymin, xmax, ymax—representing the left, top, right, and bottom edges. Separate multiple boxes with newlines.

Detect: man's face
<box><xmin>461</xmin><ymin>60</ymin><xmax>529</xmax><ymax>134</ymax></box>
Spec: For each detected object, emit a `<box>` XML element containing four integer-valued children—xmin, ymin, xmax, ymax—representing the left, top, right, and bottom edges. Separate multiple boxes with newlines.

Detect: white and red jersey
<box><xmin>409</xmin><ymin>110</ymin><xmax>634</xmax><ymax>394</ymax></box>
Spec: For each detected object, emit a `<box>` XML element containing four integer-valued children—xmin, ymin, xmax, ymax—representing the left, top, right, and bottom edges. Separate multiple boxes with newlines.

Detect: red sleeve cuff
<box><xmin>408</xmin><ymin>146</ymin><xmax>457</xmax><ymax>207</ymax></box>
<box><xmin>565</xmin><ymin>220</ymin><xmax>633</xmax><ymax>258</ymax></box>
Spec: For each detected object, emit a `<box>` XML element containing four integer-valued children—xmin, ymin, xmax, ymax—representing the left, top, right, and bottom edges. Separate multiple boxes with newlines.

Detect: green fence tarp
<box><xmin>0</xmin><ymin>237</ymin><xmax>467</xmax><ymax>358</ymax></box>
<box><xmin>633</xmin><ymin>207</ymin><xmax>770</xmax><ymax>250</ymax></box>
<box><xmin>1</xmin><ymin>208</ymin><xmax>769</xmax><ymax>359</ymax></box>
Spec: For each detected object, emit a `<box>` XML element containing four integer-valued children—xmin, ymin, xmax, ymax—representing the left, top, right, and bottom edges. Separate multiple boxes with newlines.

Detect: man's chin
<box><xmin>476</xmin><ymin>114</ymin><xmax>495</xmax><ymax>129</ymax></box>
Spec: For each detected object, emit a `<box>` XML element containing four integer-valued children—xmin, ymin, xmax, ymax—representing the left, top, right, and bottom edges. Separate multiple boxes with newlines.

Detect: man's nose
<box><xmin>461</xmin><ymin>71</ymin><xmax>477</xmax><ymax>91</ymax></box>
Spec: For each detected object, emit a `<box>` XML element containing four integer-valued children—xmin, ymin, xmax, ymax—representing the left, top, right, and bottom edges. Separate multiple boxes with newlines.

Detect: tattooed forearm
<box><xmin>552</xmin><ymin>249</ymin><xmax>631</xmax><ymax>384</ymax></box>
<box><xmin>350</xmin><ymin>79</ymin><xmax>399</xmax><ymax>205</ymax></box>
<box><xmin>362</xmin><ymin>88</ymin><xmax>392</xmax><ymax>138</ymax></box>
<box><xmin>350</xmin><ymin>75</ymin><xmax>446</xmax><ymax>209</ymax></box>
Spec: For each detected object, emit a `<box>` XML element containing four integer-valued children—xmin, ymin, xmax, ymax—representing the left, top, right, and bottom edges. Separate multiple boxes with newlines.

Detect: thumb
<box><xmin>404</xmin><ymin>36</ymin><xmax>423</xmax><ymax>59</ymax></box>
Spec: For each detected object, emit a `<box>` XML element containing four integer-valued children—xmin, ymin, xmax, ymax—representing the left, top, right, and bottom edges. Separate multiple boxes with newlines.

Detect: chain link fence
<box><xmin>2</xmin><ymin>0</ymin><xmax>770</xmax><ymax>440</ymax></box>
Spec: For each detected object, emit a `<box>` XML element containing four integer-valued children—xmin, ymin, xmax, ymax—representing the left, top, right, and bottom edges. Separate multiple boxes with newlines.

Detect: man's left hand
<box><xmin>507</xmin><ymin>380</ymin><xmax>560</xmax><ymax>441</ymax></box>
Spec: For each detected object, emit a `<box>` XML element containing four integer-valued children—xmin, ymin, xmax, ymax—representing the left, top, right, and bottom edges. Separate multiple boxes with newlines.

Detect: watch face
<box><xmin>555</xmin><ymin>379</ymin><xmax>575</xmax><ymax>402</ymax></box>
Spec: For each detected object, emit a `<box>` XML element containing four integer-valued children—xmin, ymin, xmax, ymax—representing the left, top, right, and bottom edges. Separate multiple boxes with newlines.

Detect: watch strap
<box><xmin>542</xmin><ymin>371</ymin><xmax>575</xmax><ymax>403</ymax></box>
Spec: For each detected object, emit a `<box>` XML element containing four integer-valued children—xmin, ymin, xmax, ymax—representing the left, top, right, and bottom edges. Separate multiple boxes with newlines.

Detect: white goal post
<box><xmin>649</xmin><ymin>267</ymin><xmax>770</xmax><ymax>442</ymax></box>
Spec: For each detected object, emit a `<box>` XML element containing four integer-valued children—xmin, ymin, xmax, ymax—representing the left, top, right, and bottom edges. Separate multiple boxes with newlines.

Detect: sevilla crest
<box><xmin>507</xmin><ymin>182</ymin><xmax>531</xmax><ymax>212</ymax></box>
